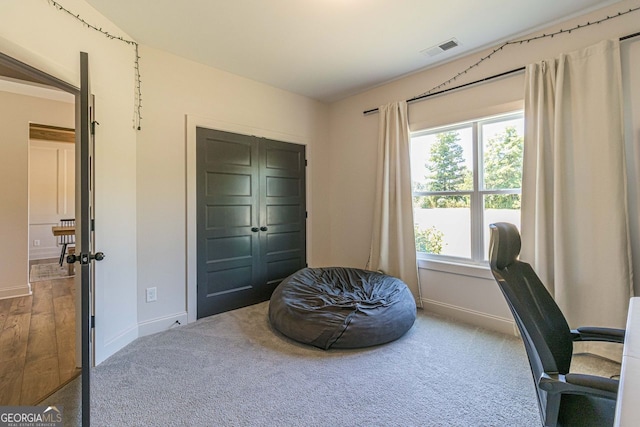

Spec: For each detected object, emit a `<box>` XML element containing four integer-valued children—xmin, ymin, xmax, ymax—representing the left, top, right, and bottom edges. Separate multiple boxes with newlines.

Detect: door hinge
<box><xmin>305</xmin><ymin>159</ymin><xmax>308</xmax><ymax>166</ymax></box>
<box><xmin>305</xmin><ymin>211</ymin><xmax>308</xmax><ymax>218</ymax></box>
<box><xmin>91</xmin><ymin>120</ymin><xmax>99</xmax><ymax>135</ymax></box>
<box><xmin>91</xmin><ymin>219</ymin><xmax>95</xmax><ymax>231</ymax></box>
<box><xmin>91</xmin><ymin>315</ymin><xmax>95</xmax><ymax>329</ymax></box>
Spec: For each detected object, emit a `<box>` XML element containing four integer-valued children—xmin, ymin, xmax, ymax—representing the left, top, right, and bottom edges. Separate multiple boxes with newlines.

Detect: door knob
<box><xmin>67</xmin><ymin>252</ymin><xmax>105</xmax><ymax>264</ymax></box>
<box><xmin>91</xmin><ymin>252</ymin><xmax>105</xmax><ymax>261</ymax></box>
<box><xmin>260</xmin><ymin>226</ymin><xmax>268</xmax><ymax>231</ymax></box>
<box><xmin>251</xmin><ymin>227</ymin><xmax>259</xmax><ymax>232</ymax></box>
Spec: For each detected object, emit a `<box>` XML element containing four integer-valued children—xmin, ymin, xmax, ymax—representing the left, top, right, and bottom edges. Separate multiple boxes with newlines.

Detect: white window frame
<box><xmin>411</xmin><ymin>111</ymin><xmax>523</xmax><ymax>267</ymax></box>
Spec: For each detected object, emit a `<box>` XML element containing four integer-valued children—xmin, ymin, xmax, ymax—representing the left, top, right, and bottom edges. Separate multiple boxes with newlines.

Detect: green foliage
<box><xmin>483</xmin><ymin>126</ymin><xmax>523</xmax><ymax>209</ymax></box>
<box><xmin>413</xmin><ymin>124</ymin><xmax>523</xmax><ymax>210</ymax></box>
<box><xmin>484</xmin><ymin>194</ymin><xmax>522</xmax><ymax>210</ymax></box>
<box><xmin>427</xmin><ymin>131</ymin><xmax>471</xmax><ymax>192</ymax></box>
<box><xmin>418</xmin><ymin>131</ymin><xmax>471</xmax><ymax>208</ymax></box>
<box><xmin>414</xmin><ymin>195</ymin><xmax>470</xmax><ymax>209</ymax></box>
<box><xmin>414</xmin><ymin>225</ymin><xmax>445</xmax><ymax>254</ymax></box>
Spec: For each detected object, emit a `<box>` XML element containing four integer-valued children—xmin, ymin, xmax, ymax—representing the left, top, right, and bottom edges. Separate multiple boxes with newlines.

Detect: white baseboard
<box><xmin>422</xmin><ymin>298</ymin><xmax>516</xmax><ymax>336</ymax></box>
<box><xmin>574</xmin><ymin>341</ymin><xmax>623</xmax><ymax>364</ymax></box>
<box><xmin>138</xmin><ymin>311</ymin><xmax>189</xmax><ymax>337</ymax></box>
<box><xmin>0</xmin><ymin>283</ymin><xmax>32</xmax><ymax>300</ymax></box>
<box><xmin>30</xmin><ymin>247</ymin><xmax>61</xmax><ymax>260</ymax></box>
<box><xmin>96</xmin><ymin>323</ymin><xmax>139</xmax><ymax>366</ymax></box>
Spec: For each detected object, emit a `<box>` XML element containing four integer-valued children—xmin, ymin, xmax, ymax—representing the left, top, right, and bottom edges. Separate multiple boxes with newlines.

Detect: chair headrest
<box><xmin>489</xmin><ymin>223</ymin><xmax>521</xmax><ymax>270</ymax></box>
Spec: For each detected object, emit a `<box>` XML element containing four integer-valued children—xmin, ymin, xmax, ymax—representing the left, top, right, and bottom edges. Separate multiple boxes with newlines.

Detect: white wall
<box><xmin>0</xmin><ymin>0</ymin><xmax>138</xmax><ymax>363</ymax></box>
<box><xmin>135</xmin><ymin>46</ymin><xmax>331</xmax><ymax>333</ymax></box>
<box><xmin>0</xmin><ymin>90</ymin><xmax>74</xmax><ymax>299</ymax></box>
<box><xmin>3</xmin><ymin>0</ymin><xmax>637</xmax><ymax>361</ymax></box>
<box><xmin>29</xmin><ymin>139</ymin><xmax>76</xmax><ymax>260</ymax></box>
<box><xmin>0</xmin><ymin>1</ymin><xmax>332</xmax><ymax>361</ymax></box>
<box><xmin>327</xmin><ymin>0</ymin><xmax>640</xmax><ymax>333</ymax></box>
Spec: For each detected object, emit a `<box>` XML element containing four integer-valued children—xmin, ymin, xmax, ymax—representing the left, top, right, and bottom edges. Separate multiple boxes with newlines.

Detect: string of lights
<box><xmin>414</xmin><ymin>6</ymin><xmax>640</xmax><ymax>100</ymax></box>
<box><xmin>364</xmin><ymin>5</ymin><xmax>640</xmax><ymax>114</ymax></box>
<box><xmin>44</xmin><ymin>1</ymin><xmax>640</xmax><ymax>122</ymax></box>
<box><xmin>48</xmin><ymin>0</ymin><xmax>143</xmax><ymax>130</ymax></box>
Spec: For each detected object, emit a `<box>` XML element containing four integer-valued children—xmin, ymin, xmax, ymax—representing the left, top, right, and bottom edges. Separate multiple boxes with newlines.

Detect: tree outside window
<box><xmin>483</xmin><ymin>126</ymin><xmax>523</xmax><ymax>210</ymax></box>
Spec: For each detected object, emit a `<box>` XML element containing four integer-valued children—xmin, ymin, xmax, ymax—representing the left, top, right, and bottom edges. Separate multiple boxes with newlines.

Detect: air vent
<box><xmin>421</xmin><ymin>38</ymin><xmax>460</xmax><ymax>57</ymax></box>
<box><xmin>439</xmin><ymin>39</ymin><xmax>459</xmax><ymax>51</ymax></box>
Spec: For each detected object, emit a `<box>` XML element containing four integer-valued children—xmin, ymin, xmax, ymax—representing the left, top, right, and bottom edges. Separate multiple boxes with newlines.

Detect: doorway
<box><xmin>0</xmin><ymin>71</ymin><xmax>78</xmax><ymax>405</ymax></box>
<box><xmin>0</xmin><ymin>50</ymin><xmax>94</xmax><ymax>425</ymax></box>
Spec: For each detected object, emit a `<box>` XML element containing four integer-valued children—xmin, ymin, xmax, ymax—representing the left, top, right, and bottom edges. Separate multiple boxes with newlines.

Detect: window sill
<box><xmin>417</xmin><ymin>256</ymin><xmax>493</xmax><ymax>280</ymax></box>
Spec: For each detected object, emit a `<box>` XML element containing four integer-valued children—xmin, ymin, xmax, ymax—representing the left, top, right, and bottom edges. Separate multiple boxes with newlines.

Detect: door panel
<box><xmin>196</xmin><ymin>129</ymin><xmax>306</xmax><ymax>318</ymax></box>
<box><xmin>196</xmin><ymin>128</ymin><xmax>260</xmax><ymax>318</ymax></box>
<box><xmin>206</xmin><ymin>205</ymin><xmax>252</xmax><ymax>228</ymax></box>
<box><xmin>76</xmin><ymin>52</ymin><xmax>104</xmax><ymax>425</ymax></box>
<box><xmin>207</xmin><ymin>172</ymin><xmax>252</xmax><ymax>196</ymax></box>
<box><xmin>260</xmin><ymin>139</ymin><xmax>306</xmax><ymax>287</ymax></box>
<box><xmin>78</xmin><ymin>51</ymin><xmax>93</xmax><ymax>427</ymax></box>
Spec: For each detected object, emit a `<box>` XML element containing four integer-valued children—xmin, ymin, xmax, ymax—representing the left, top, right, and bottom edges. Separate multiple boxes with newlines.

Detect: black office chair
<box><xmin>58</xmin><ymin>218</ymin><xmax>75</xmax><ymax>266</ymax></box>
<box><xmin>488</xmin><ymin>222</ymin><xmax>625</xmax><ymax>427</ymax></box>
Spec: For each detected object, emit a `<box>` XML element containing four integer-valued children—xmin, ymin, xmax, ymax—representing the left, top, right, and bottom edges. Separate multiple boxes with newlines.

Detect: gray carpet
<box><xmin>43</xmin><ymin>301</ymin><xmax>620</xmax><ymax>427</ymax></box>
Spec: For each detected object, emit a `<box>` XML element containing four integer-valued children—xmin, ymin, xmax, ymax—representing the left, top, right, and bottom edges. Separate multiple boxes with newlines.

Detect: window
<box><xmin>411</xmin><ymin>112</ymin><xmax>523</xmax><ymax>263</ymax></box>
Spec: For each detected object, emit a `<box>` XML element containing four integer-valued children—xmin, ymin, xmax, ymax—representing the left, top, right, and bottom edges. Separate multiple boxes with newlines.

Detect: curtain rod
<box><xmin>363</xmin><ymin>30</ymin><xmax>640</xmax><ymax>116</ymax></box>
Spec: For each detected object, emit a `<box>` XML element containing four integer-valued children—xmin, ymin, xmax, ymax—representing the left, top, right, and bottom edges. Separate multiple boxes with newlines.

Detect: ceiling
<box><xmin>83</xmin><ymin>0</ymin><xmax>622</xmax><ymax>103</ymax></box>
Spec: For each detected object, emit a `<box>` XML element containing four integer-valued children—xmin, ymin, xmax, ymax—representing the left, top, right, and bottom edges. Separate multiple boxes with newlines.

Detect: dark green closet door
<box><xmin>196</xmin><ymin>128</ymin><xmax>306</xmax><ymax>318</ymax></box>
<box><xmin>196</xmin><ymin>128</ymin><xmax>261</xmax><ymax>318</ymax></box>
<box><xmin>259</xmin><ymin>138</ymin><xmax>306</xmax><ymax>287</ymax></box>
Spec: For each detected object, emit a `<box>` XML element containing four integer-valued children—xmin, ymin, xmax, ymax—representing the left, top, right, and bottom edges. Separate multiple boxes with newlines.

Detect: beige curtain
<box><xmin>367</xmin><ymin>101</ymin><xmax>421</xmax><ymax>304</ymax></box>
<box><xmin>521</xmin><ymin>39</ymin><xmax>633</xmax><ymax>336</ymax></box>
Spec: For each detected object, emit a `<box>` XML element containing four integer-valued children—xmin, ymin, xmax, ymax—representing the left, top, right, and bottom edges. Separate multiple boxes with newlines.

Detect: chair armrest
<box><xmin>538</xmin><ymin>373</ymin><xmax>618</xmax><ymax>400</ymax></box>
<box><xmin>570</xmin><ymin>326</ymin><xmax>625</xmax><ymax>343</ymax></box>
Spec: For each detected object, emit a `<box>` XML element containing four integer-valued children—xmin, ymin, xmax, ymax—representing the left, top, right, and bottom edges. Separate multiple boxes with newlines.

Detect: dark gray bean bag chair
<box><xmin>269</xmin><ymin>267</ymin><xmax>417</xmax><ymax>350</ymax></box>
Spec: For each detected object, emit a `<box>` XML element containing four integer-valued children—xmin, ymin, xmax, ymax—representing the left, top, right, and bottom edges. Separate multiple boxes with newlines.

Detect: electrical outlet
<box><xmin>33</xmin><ymin>240</ymin><xmax>40</xmax><ymax>247</ymax></box>
<box><xmin>146</xmin><ymin>287</ymin><xmax>157</xmax><ymax>303</ymax></box>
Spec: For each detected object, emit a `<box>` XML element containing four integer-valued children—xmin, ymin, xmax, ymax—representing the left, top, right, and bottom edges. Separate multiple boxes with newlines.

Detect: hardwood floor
<box><xmin>0</xmin><ymin>261</ymin><xmax>79</xmax><ymax>405</ymax></box>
